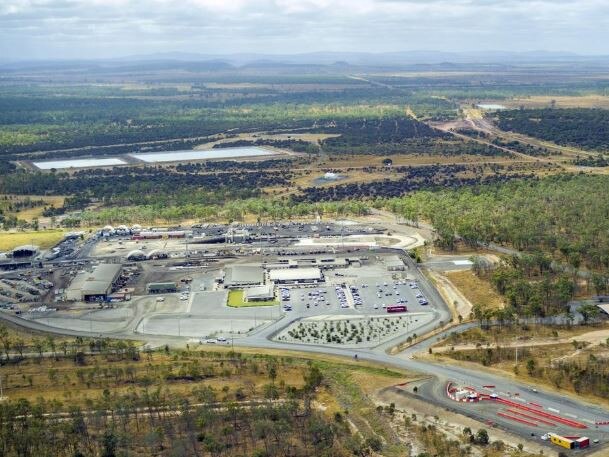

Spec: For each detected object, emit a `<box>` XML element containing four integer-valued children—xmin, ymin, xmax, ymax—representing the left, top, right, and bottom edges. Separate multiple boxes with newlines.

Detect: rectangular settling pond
<box><xmin>33</xmin><ymin>158</ymin><xmax>127</xmax><ymax>170</ymax></box>
<box><xmin>130</xmin><ymin>146</ymin><xmax>275</xmax><ymax>163</ymax></box>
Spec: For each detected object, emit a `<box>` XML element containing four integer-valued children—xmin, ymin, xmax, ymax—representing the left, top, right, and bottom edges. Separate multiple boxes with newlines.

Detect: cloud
<box><xmin>0</xmin><ymin>0</ymin><xmax>607</xmax><ymax>59</ymax></box>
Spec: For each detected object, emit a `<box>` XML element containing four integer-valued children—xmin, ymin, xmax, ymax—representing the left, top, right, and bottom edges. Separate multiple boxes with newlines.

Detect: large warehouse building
<box><xmin>223</xmin><ymin>266</ymin><xmax>265</xmax><ymax>288</ymax></box>
<box><xmin>66</xmin><ymin>264</ymin><xmax>122</xmax><ymax>302</ymax></box>
<box><xmin>268</xmin><ymin>267</ymin><xmax>323</xmax><ymax>285</ymax></box>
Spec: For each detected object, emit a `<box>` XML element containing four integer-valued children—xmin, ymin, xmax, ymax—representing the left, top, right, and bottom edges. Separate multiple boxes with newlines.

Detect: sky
<box><xmin>1</xmin><ymin>0</ymin><xmax>608</xmax><ymax>60</ymax></box>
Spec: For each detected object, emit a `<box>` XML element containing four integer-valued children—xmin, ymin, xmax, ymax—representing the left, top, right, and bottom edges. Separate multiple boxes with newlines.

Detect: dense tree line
<box><xmin>0</xmin><ymin>168</ymin><xmax>291</xmax><ymax>206</ymax></box>
<box><xmin>476</xmin><ymin>254</ymin><xmax>576</xmax><ymax>317</ymax></box>
<box><xmin>491</xmin><ymin>138</ymin><xmax>553</xmax><ymax>156</ymax></box>
<box><xmin>0</xmin><ymin>160</ymin><xmax>15</xmax><ymax>174</ymax></box>
<box><xmin>572</xmin><ymin>155</ymin><xmax>609</xmax><ymax>167</ymax></box>
<box><xmin>317</xmin><ymin>117</ymin><xmax>448</xmax><ymax>154</ymax></box>
<box><xmin>387</xmin><ymin>174</ymin><xmax>609</xmax><ymax>272</ymax></box>
<box><xmin>496</xmin><ymin>108</ymin><xmax>609</xmax><ymax>151</ymax></box>
<box><xmin>295</xmin><ymin>164</ymin><xmax>528</xmax><ymax>202</ymax></box>
<box><xmin>175</xmin><ymin>159</ymin><xmax>294</xmax><ymax>173</ymax></box>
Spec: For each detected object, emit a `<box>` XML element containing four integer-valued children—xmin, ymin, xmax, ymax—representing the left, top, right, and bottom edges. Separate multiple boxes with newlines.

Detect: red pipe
<box><xmin>497</xmin><ymin>411</ymin><xmax>538</xmax><ymax>427</ymax></box>
<box><xmin>495</xmin><ymin>398</ymin><xmax>587</xmax><ymax>429</ymax></box>
<box><xmin>506</xmin><ymin>409</ymin><xmax>556</xmax><ymax>426</ymax></box>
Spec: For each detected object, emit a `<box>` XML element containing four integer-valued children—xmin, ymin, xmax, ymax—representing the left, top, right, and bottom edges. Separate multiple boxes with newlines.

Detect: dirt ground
<box><xmin>428</xmin><ymin>270</ymin><xmax>473</xmax><ymax>321</ymax></box>
<box><xmin>434</xmin><ymin>323</ymin><xmax>609</xmax><ymax>353</ymax></box>
<box><xmin>445</xmin><ymin>270</ymin><xmax>505</xmax><ymax>311</ymax></box>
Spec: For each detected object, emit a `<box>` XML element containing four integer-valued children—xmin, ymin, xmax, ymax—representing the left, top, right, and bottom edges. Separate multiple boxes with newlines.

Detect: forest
<box><xmin>387</xmin><ymin>174</ymin><xmax>609</xmax><ymax>271</ymax></box>
<box><xmin>0</xmin><ymin>167</ymin><xmax>292</xmax><ymax>207</ymax></box>
<box><xmin>296</xmin><ymin>164</ymin><xmax>528</xmax><ymax>202</ymax></box>
<box><xmin>0</xmin><ymin>330</ymin><xmax>403</xmax><ymax>457</ymax></box>
<box><xmin>0</xmin><ymin>79</ymin><xmax>454</xmax><ymax>159</ymax></box>
<box><xmin>495</xmin><ymin>108</ymin><xmax>609</xmax><ymax>151</ymax></box>
<box><xmin>385</xmin><ymin>174</ymin><xmax>609</xmax><ymax>316</ymax></box>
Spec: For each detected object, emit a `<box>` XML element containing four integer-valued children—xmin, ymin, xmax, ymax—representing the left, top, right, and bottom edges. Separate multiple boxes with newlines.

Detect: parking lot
<box><xmin>279</xmin><ymin>279</ymin><xmax>430</xmax><ymax>317</ymax></box>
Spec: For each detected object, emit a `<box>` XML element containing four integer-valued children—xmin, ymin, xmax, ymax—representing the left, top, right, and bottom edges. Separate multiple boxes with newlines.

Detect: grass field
<box><xmin>0</xmin><ymin>229</ymin><xmax>65</xmax><ymax>251</ymax></box>
<box><xmin>445</xmin><ymin>270</ymin><xmax>504</xmax><ymax>311</ymax></box>
<box><xmin>504</xmin><ymin>95</ymin><xmax>609</xmax><ymax>109</ymax></box>
<box><xmin>0</xmin><ymin>195</ymin><xmax>66</xmax><ymax>221</ymax></box>
<box><xmin>227</xmin><ymin>289</ymin><xmax>279</xmax><ymax>307</ymax></box>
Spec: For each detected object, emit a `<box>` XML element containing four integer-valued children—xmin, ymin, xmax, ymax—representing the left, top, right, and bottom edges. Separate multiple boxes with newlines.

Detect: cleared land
<box><xmin>0</xmin><ymin>230</ymin><xmax>65</xmax><ymax>251</ymax></box>
<box><xmin>0</xmin><ymin>195</ymin><xmax>66</xmax><ymax>221</ymax></box>
<box><xmin>445</xmin><ymin>270</ymin><xmax>504</xmax><ymax>311</ymax></box>
<box><xmin>503</xmin><ymin>95</ymin><xmax>609</xmax><ymax>109</ymax></box>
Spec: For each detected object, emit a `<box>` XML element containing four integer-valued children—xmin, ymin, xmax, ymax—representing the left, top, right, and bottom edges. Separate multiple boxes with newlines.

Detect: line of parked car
<box><xmin>335</xmin><ymin>286</ymin><xmax>349</xmax><ymax>308</ymax></box>
<box><xmin>350</xmin><ymin>286</ymin><xmax>363</xmax><ymax>306</ymax></box>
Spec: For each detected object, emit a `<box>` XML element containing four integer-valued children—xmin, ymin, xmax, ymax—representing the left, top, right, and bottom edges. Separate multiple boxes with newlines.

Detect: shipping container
<box><xmin>576</xmin><ymin>437</ymin><xmax>590</xmax><ymax>449</ymax></box>
<box><xmin>549</xmin><ymin>433</ymin><xmax>574</xmax><ymax>449</ymax></box>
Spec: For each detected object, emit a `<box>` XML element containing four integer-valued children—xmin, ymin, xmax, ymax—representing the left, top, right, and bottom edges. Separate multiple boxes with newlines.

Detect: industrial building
<box><xmin>66</xmin><ymin>264</ymin><xmax>122</xmax><ymax>302</ymax></box>
<box><xmin>268</xmin><ymin>267</ymin><xmax>323</xmax><ymax>284</ymax></box>
<box><xmin>147</xmin><ymin>282</ymin><xmax>178</xmax><ymax>294</ymax></box>
<box><xmin>384</xmin><ymin>255</ymin><xmax>406</xmax><ymax>271</ymax></box>
<box><xmin>244</xmin><ymin>284</ymin><xmax>275</xmax><ymax>302</ymax></box>
<box><xmin>223</xmin><ymin>266</ymin><xmax>264</xmax><ymax>288</ymax></box>
<box><xmin>265</xmin><ymin>256</ymin><xmax>358</xmax><ymax>270</ymax></box>
<box><xmin>11</xmin><ymin>245</ymin><xmax>39</xmax><ymax>258</ymax></box>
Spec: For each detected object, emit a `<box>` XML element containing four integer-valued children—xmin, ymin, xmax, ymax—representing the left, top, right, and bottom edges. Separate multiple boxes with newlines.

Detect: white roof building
<box><xmin>244</xmin><ymin>284</ymin><xmax>275</xmax><ymax>301</ymax></box>
<box><xmin>269</xmin><ymin>267</ymin><xmax>322</xmax><ymax>283</ymax></box>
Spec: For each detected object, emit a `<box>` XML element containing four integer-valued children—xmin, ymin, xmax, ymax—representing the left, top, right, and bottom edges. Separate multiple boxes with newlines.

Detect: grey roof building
<box><xmin>66</xmin><ymin>263</ymin><xmax>122</xmax><ymax>302</ymax></box>
<box><xmin>224</xmin><ymin>266</ymin><xmax>264</xmax><ymax>288</ymax></box>
<box><xmin>384</xmin><ymin>255</ymin><xmax>406</xmax><ymax>271</ymax></box>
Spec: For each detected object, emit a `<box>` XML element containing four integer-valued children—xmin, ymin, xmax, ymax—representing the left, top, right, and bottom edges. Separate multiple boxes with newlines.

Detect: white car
<box><xmin>205</xmin><ymin>338</ymin><xmax>217</xmax><ymax>344</ymax></box>
<box><xmin>156</xmin><ymin>296</ymin><xmax>165</xmax><ymax>302</ymax></box>
<box><xmin>217</xmin><ymin>336</ymin><xmax>227</xmax><ymax>342</ymax></box>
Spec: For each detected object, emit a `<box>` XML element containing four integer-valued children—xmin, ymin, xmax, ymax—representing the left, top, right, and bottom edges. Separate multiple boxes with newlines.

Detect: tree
<box><xmin>268</xmin><ymin>363</ymin><xmax>277</xmax><ymax>385</ymax></box>
<box><xmin>0</xmin><ymin>325</ymin><xmax>11</xmax><ymax>362</ymax></box>
<box><xmin>14</xmin><ymin>338</ymin><xmax>25</xmax><ymax>360</ymax></box>
<box><xmin>32</xmin><ymin>338</ymin><xmax>45</xmax><ymax>359</ymax></box>
<box><xmin>101</xmin><ymin>430</ymin><xmax>117</xmax><ymax>457</ymax></box>
<box><xmin>526</xmin><ymin>359</ymin><xmax>536</xmax><ymax>376</ymax></box>
<box><xmin>579</xmin><ymin>303</ymin><xmax>600</xmax><ymax>325</ymax></box>
<box><xmin>46</xmin><ymin>336</ymin><xmax>57</xmax><ymax>360</ymax></box>
<box><xmin>475</xmin><ymin>428</ymin><xmax>489</xmax><ymax>445</ymax></box>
